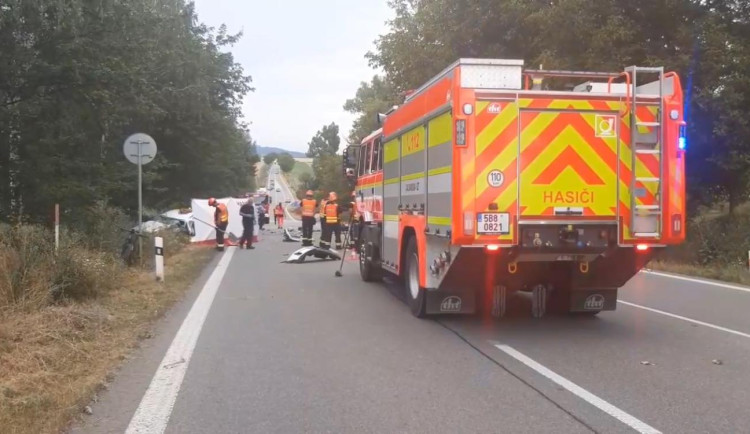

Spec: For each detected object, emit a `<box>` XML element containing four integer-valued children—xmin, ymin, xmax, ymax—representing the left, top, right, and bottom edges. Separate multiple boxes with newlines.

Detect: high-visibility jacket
<box><xmin>274</xmin><ymin>206</ymin><xmax>283</xmax><ymax>217</ymax></box>
<box><xmin>215</xmin><ymin>203</ymin><xmax>228</xmax><ymax>225</ymax></box>
<box><xmin>325</xmin><ymin>202</ymin><xmax>339</xmax><ymax>224</ymax></box>
<box><xmin>350</xmin><ymin>201</ymin><xmax>358</xmax><ymax>219</ymax></box>
<box><xmin>301</xmin><ymin>198</ymin><xmax>316</xmax><ymax>217</ymax></box>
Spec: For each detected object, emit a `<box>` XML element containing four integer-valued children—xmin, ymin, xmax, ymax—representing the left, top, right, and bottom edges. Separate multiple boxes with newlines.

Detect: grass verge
<box><xmin>647</xmin><ymin>260</ymin><xmax>750</xmax><ymax>286</ymax></box>
<box><xmin>0</xmin><ymin>243</ymin><xmax>215</xmax><ymax>434</ymax></box>
<box><xmin>647</xmin><ymin>210</ymin><xmax>750</xmax><ymax>286</ymax></box>
<box><xmin>286</xmin><ymin>162</ymin><xmax>312</xmax><ymax>191</ymax></box>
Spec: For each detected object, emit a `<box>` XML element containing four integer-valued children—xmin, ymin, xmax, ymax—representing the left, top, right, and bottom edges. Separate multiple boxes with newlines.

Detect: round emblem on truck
<box><xmin>487</xmin><ymin>170</ymin><xmax>504</xmax><ymax>188</ymax></box>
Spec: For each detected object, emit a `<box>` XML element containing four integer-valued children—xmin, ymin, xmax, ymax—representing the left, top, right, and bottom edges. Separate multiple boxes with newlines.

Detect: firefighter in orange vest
<box><xmin>274</xmin><ymin>203</ymin><xmax>284</xmax><ymax>229</ymax></box>
<box><xmin>300</xmin><ymin>190</ymin><xmax>317</xmax><ymax>247</ymax></box>
<box><xmin>321</xmin><ymin>191</ymin><xmax>342</xmax><ymax>250</ymax></box>
<box><xmin>208</xmin><ymin>198</ymin><xmax>229</xmax><ymax>251</ymax></box>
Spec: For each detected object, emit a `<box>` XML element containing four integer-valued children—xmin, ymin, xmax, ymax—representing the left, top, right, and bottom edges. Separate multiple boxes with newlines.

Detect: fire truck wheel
<box><xmin>359</xmin><ymin>241</ymin><xmax>381</xmax><ymax>282</ymax></box>
<box><xmin>405</xmin><ymin>237</ymin><xmax>426</xmax><ymax>318</ymax></box>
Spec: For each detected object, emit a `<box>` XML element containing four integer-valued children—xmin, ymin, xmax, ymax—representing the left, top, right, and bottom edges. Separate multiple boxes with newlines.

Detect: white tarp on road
<box><xmin>190</xmin><ymin>197</ymin><xmax>260</xmax><ymax>244</ymax></box>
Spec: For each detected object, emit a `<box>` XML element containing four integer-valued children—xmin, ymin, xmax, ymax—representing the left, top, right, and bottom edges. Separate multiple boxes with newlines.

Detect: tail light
<box><xmin>486</xmin><ymin>245</ymin><xmax>501</xmax><ymax>252</ymax></box>
<box><xmin>636</xmin><ymin>244</ymin><xmax>649</xmax><ymax>252</ymax></box>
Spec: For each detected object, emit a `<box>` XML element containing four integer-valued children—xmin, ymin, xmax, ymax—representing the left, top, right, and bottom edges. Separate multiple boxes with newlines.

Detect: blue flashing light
<box><xmin>678</xmin><ymin>136</ymin><xmax>686</xmax><ymax>150</ymax></box>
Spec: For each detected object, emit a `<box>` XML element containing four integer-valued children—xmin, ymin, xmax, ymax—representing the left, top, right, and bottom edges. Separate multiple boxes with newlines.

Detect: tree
<box><xmin>297</xmin><ymin>172</ymin><xmax>315</xmax><ymax>190</ymax></box>
<box><xmin>245</xmin><ymin>132</ymin><xmax>261</xmax><ymax>192</ymax></box>
<box><xmin>0</xmin><ymin>0</ymin><xmax>255</xmax><ymax>224</ymax></box>
<box><xmin>343</xmin><ymin>75</ymin><xmax>400</xmax><ymax>144</ymax></box>
<box><xmin>358</xmin><ymin>0</ymin><xmax>750</xmax><ymax>215</ymax></box>
<box><xmin>263</xmin><ymin>153</ymin><xmax>278</xmax><ymax>165</ymax></box>
<box><xmin>313</xmin><ymin>155</ymin><xmax>350</xmax><ymax>201</ymax></box>
<box><xmin>306</xmin><ymin>123</ymin><xmax>341</xmax><ymax>158</ymax></box>
<box><xmin>277</xmin><ymin>153</ymin><xmax>296</xmax><ymax>172</ymax></box>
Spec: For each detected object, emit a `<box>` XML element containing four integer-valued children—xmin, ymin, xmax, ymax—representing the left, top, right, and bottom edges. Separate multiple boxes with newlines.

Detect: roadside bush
<box><xmin>0</xmin><ymin>225</ymin><xmax>121</xmax><ymax>310</ymax></box>
<box><xmin>0</xmin><ymin>224</ymin><xmax>56</xmax><ymax>309</ymax></box>
<box><xmin>68</xmin><ymin>200</ymin><xmax>132</xmax><ymax>254</ymax></box>
<box><xmin>141</xmin><ymin>229</ymin><xmax>190</xmax><ymax>267</ymax></box>
<box><xmin>51</xmin><ymin>241</ymin><xmax>120</xmax><ymax>302</ymax></box>
<box><xmin>658</xmin><ymin>214</ymin><xmax>750</xmax><ymax>267</ymax></box>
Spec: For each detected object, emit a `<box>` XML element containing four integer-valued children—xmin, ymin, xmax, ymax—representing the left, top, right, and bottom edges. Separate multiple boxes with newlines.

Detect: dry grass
<box><xmin>0</xmin><ymin>244</ymin><xmax>214</xmax><ymax>434</ymax></box>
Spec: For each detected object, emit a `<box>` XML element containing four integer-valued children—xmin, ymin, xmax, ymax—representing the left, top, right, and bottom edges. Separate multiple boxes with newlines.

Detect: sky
<box><xmin>193</xmin><ymin>0</ymin><xmax>393</xmax><ymax>153</ymax></box>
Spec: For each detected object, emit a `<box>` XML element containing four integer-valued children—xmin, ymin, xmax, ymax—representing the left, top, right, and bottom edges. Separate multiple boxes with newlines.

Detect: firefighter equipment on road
<box><xmin>193</xmin><ymin>217</ymin><xmax>239</xmax><ymax>244</ymax></box>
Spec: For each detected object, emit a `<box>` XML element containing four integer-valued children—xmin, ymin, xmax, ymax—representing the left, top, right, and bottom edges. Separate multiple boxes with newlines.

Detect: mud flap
<box><xmin>424</xmin><ymin>288</ymin><xmax>477</xmax><ymax>315</ymax></box>
<box><xmin>569</xmin><ymin>289</ymin><xmax>618</xmax><ymax>312</ymax></box>
<box><xmin>284</xmin><ymin>246</ymin><xmax>341</xmax><ymax>263</ymax></box>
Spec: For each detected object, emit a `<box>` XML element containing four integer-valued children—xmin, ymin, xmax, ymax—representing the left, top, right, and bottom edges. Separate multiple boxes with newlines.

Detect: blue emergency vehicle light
<box><xmin>678</xmin><ymin>124</ymin><xmax>687</xmax><ymax>150</ymax></box>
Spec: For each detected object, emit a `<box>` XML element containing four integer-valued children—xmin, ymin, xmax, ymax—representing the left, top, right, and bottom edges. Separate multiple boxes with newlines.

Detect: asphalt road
<box><xmin>71</xmin><ymin>171</ymin><xmax>750</xmax><ymax>434</ymax></box>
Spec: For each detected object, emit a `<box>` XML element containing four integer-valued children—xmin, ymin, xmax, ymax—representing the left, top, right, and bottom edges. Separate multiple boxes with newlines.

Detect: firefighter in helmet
<box><xmin>322</xmin><ymin>191</ymin><xmax>342</xmax><ymax>250</ymax></box>
<box><xmin>300</xmin><ymin>190</ymin><xmax>317</xmax><ymax>247</ymax></box>
<box><xmin>208</xmin><ymin>198</ymin><xmax>229</xmax><ymax>251</ymax></box>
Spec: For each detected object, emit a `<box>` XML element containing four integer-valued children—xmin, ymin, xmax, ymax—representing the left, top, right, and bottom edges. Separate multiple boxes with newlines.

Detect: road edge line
<box><xmin>125</xmin><ymin>247</ymin><xmax>236</xmax><ymax>434</ymax></box>
<box><xmin>494</xmin><ymin>344</ymin><xmax>661</xmax><ymax>434</ymax></box>
<box><xmin>640</xmin><ymin>270</ymin><xmax>750</xmax><ymax>293</ymax></box>
<box><xmin>617</xmin><ymin>300</ymin><xmax>750</xmax><ymax>339</ymax></box>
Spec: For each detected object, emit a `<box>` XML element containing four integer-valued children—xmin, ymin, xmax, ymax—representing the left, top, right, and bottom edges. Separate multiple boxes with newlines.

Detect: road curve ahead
<box><xmin>70</xmin><ymin>177</ymin><xmax>750</xmax><ymax>433</ymax></box>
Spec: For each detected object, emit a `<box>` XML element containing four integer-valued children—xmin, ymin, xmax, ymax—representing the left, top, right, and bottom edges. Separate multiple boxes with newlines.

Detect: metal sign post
<box><xmin>123</xmin><ymin>133</ymin><xmax>157</xmax><ymax>267</ymax></box>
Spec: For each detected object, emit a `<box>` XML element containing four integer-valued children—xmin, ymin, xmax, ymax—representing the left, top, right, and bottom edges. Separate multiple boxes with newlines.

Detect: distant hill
<box><xmin>256</xmin><ymin>146</ymin><xmax>306</xmax><ymax>158</ymax></box>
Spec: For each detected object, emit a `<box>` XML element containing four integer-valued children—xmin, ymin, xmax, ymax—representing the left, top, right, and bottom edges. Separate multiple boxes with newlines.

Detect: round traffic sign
<box><xmin>123</xmin><ymin>133</ymin><xmax>157</xmax><ymax>165</ymax></box>
<box><xmin>487</xmin><ymin>170</ymin><xmax>505</xmax><ymax>188</ymax></box>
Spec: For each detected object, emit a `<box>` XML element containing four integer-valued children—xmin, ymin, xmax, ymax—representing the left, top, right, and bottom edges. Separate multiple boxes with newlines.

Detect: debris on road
<box><xmin>712</xmin><ymin>359</ymin><xmax>723</xmax><ymax>365</ymax></box>
<box><xmin>284</xmin><ymin>246</ymin><xmax>341</xmax><ymax>263</ymax></box>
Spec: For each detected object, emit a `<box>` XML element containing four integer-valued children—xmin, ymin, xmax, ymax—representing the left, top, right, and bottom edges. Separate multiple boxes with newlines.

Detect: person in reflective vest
<box><xmin>300</xmin><ymin>190</ymin><xmax>317</xmax><ymax>247</ymax></box>
<box><xmin>321</xmin><ymin>192</ymin><xmax>341</xmax><ymax>249</ymax></box>
<box><xmin>208</xmin><ymin>197</ymin><xmax>229</xmax><ymax>251</ymax></box>
<box><xmin>274</xmin><ymin>203</ymin><xmax>284</xmax><ymax>229</ymax></box>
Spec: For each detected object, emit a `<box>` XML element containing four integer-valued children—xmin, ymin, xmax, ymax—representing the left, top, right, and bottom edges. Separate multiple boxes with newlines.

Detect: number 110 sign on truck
<box><xmin>343</xmin><ymin>58</ymin><xmax>686</xmax><ymax>318</ymax></box>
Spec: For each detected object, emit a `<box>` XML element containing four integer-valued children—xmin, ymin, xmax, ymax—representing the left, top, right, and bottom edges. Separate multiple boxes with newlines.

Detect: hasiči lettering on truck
<box><xmin>341</xmin><ymin>58</ymin><xmax>686</xmax><ymax>319</ymax></box>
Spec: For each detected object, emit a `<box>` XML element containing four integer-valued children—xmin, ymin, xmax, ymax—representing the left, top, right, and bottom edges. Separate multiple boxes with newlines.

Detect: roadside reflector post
<box><xmin>155</xmin><ymin>236</ymin><xmax>165</xmax><ymax>282</ymax></box>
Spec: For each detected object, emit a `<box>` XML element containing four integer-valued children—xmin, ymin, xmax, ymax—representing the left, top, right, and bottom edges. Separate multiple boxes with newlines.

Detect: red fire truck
<box><xmin>343</xmin><ymin>58</ymin><xmax>686</xmax><ymax>318</ymax></box>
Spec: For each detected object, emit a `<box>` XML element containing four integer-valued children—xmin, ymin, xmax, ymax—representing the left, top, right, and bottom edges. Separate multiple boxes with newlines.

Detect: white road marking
<box><xmin>125</xmin><ymin>248</ymin><xmax>236</xmax><ymax>434</ymax></box>
<box><xmin>617</xmin><ymin>300</ymin><xmax>750</xmax><ymax>339</ymax></box>
<box><xmin>495</xmin><ymin>344</ymin><xmax>661</xmax><ymax>434</ymax></box>
<box><xmin>640</xmin><ymin>270</ymin><xmax>750</xmax><ymax>294</ymax></box>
